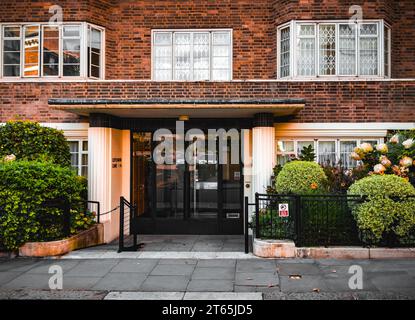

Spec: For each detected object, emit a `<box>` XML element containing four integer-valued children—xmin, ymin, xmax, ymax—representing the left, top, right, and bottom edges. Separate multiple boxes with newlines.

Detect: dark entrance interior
<box><xmin>131</xmin><ymin>127</ymin><xmax>243</xmax><ymax>235</ymax></box>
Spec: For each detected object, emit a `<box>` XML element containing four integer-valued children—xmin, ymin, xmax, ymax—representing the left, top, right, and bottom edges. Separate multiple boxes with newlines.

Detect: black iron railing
<box><xmin>119</xmin><ymin>196</ymin><xmax>138</xmax><ymax>252</ymax></box>
<box><xmin>253</xmin><ymin>193</ymin><xmax>415</xmax><ymax>247</ymax></box>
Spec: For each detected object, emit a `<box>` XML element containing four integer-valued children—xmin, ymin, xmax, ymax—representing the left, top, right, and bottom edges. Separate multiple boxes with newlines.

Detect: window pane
<box><xmin>359</xmin><ymin>24</ymin><xmax>378</xmax><ymax>76</ymax></box>
<box><xmin>174</xmin><ymin>33</ymin><xmax>191</xmax><ymax>80</ymax></box>
<box><xmin>88</xmin><ymin>27</ymin><xmax>101</xmax><ymax>78</ymax></box>
<box><xmin>193</xmin><ymin>33</ymin><xmax>209</xmax><ymax>81</ymax></box>
<box><xmin>339</xmin><ymin>24</ymin><xmax>356</xmax><ymax>75</ymax></box>
<box><xmin>297</xmin><ymin>25</ymin><xmax>316</xmax><ymax>76</ymax></box>
<box><xmin>82</xmin><ymin>141</ymin><xmax>88</xmax><ymax>151</ymax></box>
<box><xmin>319</xmin><ymin>24</ymin><xmax>336</xmax><ymax>75</ymax></box>
<box><xmin>4</xmin><ymin>26</ymin><xmax>20</xmax><ymax>38</ymax></box>
<box><xmin>23</xmin><ymin>26</ymin><xmax>40</xmax><ymax>77</ymax></box>
<box><xmin>384</xmin><ymin>26</ymin><xmax>390</xmax><ymax>77</ymax></box>
<box><xmin>340</xmin><ymin>141</ymin><xmax>357</xmax><ymax>169</ymax></box>
<box><xmin>212</xmin><ymin>32</ymin><xmax>230</xmax><ymax>45</ymax></box>
<box><xmin>318</xmin><ymin>141</ymin><xmax>336</xmax><ymax>166</ymax></box>
<box><xmin>63</xmin><ymin>26</ymin><xmax>80</xmax><ymax>76</ymax></box>
<box><xmin>63</xmin><ymin>64</ymin><xmax>80</xmax><ymax>76</ymax></box>
<box><xmin>3</xmin><ymin>65</ymin><xmax>20</xmax><ymax>76</ymax></box>
<box><xmin>43</xmin><ymin>26</ymin><xmax>59</xmax><ymax>76</ymax></box>
<box><xmin>211</xmin><ymin>69</ymin><xmax>229</xmax><ymax>80</ymax></box>
<box><xmin>63</xmin><ymin>26</ymin><xmax>80</xmax><ymax>37</ymax></box>
<box><xmin>3</xmin><ymin>26</ymin><xmax>21</xmax><ymax>77</ymax></box>
<box><xmin>69</xmin><ymin>141</ymin><xmax>79</xmax><ymax>153</ymax></box>
<box><xmin>280</xmin><ymin>27</ymin><xmax>290</xmax><ymax>77</ymax></box>
<box><xmin>297</xmin><ymin>141</ymin><xmax>314</xmax><ymax>158</ymax></box>
<box><xmin>82</xmin><ymin>154</ymin><xmax>88</xmax><ymax>166</ymax></box>
<box><xmin>81</xmin><ymin>166</ymin><xmax>88</xmax><ymax>177</ymax></box>
<box><xmin>277</xmin><ymin>141</ymin><xmax>294</xmax><ymax>153</ymax></box>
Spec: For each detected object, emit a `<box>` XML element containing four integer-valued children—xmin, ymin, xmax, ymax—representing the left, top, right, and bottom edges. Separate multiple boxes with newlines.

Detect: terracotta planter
<box><xmin>19</xmin><ymin>224</ymin><xmax>104</xmax><ymax>257</ymax></box>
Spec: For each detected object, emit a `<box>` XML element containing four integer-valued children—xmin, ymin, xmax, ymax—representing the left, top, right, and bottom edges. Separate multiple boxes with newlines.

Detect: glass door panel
<box><xmin>189</xmin><ymin>134</ymin><xmax>218</xmax><ymax>219</ymax></box>
<box><xmin>132</xmin><ymin>132</ymin><xmax>152</xmax><ymax>217</ymax></box>
<box><xmin>155</xmin><ymin>134</ymin><xmax>185</xmax><ymax>219</ymax></box>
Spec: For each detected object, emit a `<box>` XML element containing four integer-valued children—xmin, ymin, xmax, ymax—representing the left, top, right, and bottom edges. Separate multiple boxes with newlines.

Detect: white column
<box><xmin>88</xmin><ymin>127</ymin><xmax>112</xmax><ymax>222</ymax></box>
<box><xmin>252</xmin><ymin>116</ymin><xmax>275</xmax><ymax>196</ymax></box>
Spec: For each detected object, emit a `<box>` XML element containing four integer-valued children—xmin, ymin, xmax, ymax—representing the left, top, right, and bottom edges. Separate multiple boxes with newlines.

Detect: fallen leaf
<box><xmin>312</xmin><ymin>288</ymin><xmax>320</xmax><ymax>293</ymax></box>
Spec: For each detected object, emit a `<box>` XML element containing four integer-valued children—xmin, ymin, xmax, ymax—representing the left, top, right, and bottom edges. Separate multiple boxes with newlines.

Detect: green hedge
<box><xmin>348</xmin><ymin>174</ymin><xmax>415</xmax><ymax>245</ymax></box>
<box><xmin>0</xmin><ymin>121</ymin><xmax>71</xmax><ymax>167</ymax></box>
<box><xmin>276</xmin><ymin>161</ymin><xmax>328</xmax><ymax>195</ymax></box>
<box><xmin>0</xmin><ymin>161</ymin><xmax>94</xmax><ymax>251</ymax></box>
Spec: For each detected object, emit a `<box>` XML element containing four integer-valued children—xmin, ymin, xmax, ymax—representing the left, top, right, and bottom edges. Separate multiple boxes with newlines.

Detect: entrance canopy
<box><xmin>49</xmin><ymin>98</ymin><xmax>304</xmax><ymax>118</ymax></box>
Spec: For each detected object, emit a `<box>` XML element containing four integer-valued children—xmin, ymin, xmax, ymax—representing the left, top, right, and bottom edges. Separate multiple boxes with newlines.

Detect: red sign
<box><xmin>279</xmin><ymin>203</ymin><xmax>289</xmax><ymax>217</ymax></box>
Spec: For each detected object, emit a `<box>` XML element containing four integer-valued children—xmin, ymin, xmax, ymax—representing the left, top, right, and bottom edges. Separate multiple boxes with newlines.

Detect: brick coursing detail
<box><xmin>0</xmin><ymin>81</ymin><xmax>414</xmax><ymax>123</ymax></box>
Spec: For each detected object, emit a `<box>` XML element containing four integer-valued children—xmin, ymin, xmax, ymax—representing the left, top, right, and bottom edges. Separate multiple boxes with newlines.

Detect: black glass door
<box><xmin>132</xmin><ymin>129</ymin><xmax>243</xmax><ymax>234</ymax></box>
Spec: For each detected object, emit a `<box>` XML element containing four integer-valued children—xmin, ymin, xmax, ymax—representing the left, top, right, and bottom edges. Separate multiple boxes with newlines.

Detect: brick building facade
<box><xmin>0</xmin><ymin>0</ymin><xmax>414</xmax><ymax>240</ymax></box>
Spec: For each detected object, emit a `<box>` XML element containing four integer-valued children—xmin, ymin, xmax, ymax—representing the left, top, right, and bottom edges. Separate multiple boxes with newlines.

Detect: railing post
<box><xmin>255</xmin><ymin>193</ymin><xmax>260</xmax><ymax>239</ymax></box>
<box><xmin>63</xmin><ymin>200</ymin><xmax>71</xmax><ymax>237</ymax></box>
<box><xmin>118</xmin><ymin>197</ymin><xmax>124</xmax><ymax>253</ymax></box>
<box><xmin>97</xmin><ymin>201</ymin><xmax>101</xmax><ymax>224</ymax></box>
<box><xmin>295</xmin><ymin>195</ymin><xmax>301</xmax><ymax>246</ymax></box>
<box><xmin>244</xmin><ymin>196</ymin><xmax>249</xmax><ymax>254</ymax></box>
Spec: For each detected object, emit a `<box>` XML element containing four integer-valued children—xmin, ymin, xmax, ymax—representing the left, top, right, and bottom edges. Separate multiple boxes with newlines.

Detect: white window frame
<box><xmin>22</xmin><ymin>24</ymin><xmax>41</xmax><ymax>78</ymax></box>
<box><xmin>277</xmin><ymin>19</ymin><xmax>391</xmax><ymax>79</ymax></box>
<box><xmin>1</xmin><ymin>25</ymin><xmax>22</xmax><ymax>78</ymax></box>
<box><xmin>0</xmin><ymin>22</ymin><xmax>105</xmax><ymax>80</ymax></box>
<box><xmin>276</xmin><ymin>137</ymin><xmax>384</xmax><ymax>168</ymax></box>
<box><xmin>68</xmin><ymin>139</ymin><xmax>88</xmax><ymax>176</ymax></box>
<box><xmin>151</xmin><ymin>29</ymin><xmax>233</xmax><ymax>81</ymax></box>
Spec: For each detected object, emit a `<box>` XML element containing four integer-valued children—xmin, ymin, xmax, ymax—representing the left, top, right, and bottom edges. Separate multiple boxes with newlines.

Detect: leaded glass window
<box><xmin>279</xmin><ymin>26</ymin><xmax>290</xmax><ymax>77</ymax></box>
<box><xmin>153</xmin><ymin>30</ymin><xmax>232</xmax><ymax>81</ymax></box>
<box><xmin>297</xmin><ymin>24</ymin><xmax>316</xmax><ymax>76</ymax></box>
<box><xmin>359</xmin><ymin>23</ymin><xmax>378</xmax><ymax>76</ymax></box>
<box><xmin>338</xmin><ymin>24</ymin><xmax>356</xmax><ymax>75</ymax></box>
<box><xmin>278</xmin><ymin>20</ymin><xmax>389</xmax><ymax>78</ymax></box>
<box><xmin>319</xmin><ymin>24</ymin><xmax>336</xmax><ymax>75</ymax></box>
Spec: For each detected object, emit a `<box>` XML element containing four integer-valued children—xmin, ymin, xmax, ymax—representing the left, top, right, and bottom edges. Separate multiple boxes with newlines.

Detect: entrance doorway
<box><xmin>131</xmin><ymin>129</ymin><xmax>243</xmax><ymax>234</ymax></box>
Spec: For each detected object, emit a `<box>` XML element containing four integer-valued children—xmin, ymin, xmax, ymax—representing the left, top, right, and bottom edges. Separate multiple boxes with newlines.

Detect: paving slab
<box><xmin>151</xmin><ymin>264</ymin><xmax>195</xmax><ymax>276</ymax></box>
<box><xmin>183</xmin><ymin>292</ymin><xmax>263</xmax><ymax>300</ymax></box>
<box><xmin>196</xmin><ymin>259</ymin><xmax>236</xmax><ymax>268</ymax></box>
<box><xmin>277</xmin><ymin>263</ymin><xmax>321</xmax><ymax>276</ymax></box>
<box><xmin>192</xmin><ymin>267</ymin><xmax>235</xmax><ymax>280</ymax></box>
<box><xmin>140</xmin><ymin>275</ymin><xmax>190</xmax><ymax>292</ymax></box>
<box><xmin>110</xmin><ymin>259</ymin><xmax>158</xmax><ymax>273</ymax></box>
<box><xmin>186</xmin><ymin>279</ymin><xmax>234</xmax><ymax>292</ymax></box>
<box><xmin>279</xmin><ymin>275</ymin><xmax>330</xmax><ymax>293</ymax></box>
<box><xmin>236</xmin><ymin>260</ymin><xmax>277</xmax><ymax>273</ymax></box>
<box><xmin>2</xmin><ymin>273</ymin><xmax>52</xmax><ymax>290</ymax></box>
<box><xmin>157</xmin><ymin>259</ymin><xmax>198</xmax><ymax>265</ymax></box>
<box><xmin>105</xmin><ymin>291</ymin><xmax>184</xmax><ymax>300</ymax></box>
<box><xmin>92</xmin><ymin>273</ymin><xmax>147</xmax><ymax>291</ymax></box>
<box><xmin>235</xmin><ymin>272</ymin><xmax>279</xmax><ymax>287</ymax></box>
<box><xmin>0</xmin><ymin>272</ymin><xmax>22</xmax><ymax>286</ymax></box>
<box><xmin>0</xmin><ymin>259</ymin><xmax>43</xmax><ymax>272</ymax></box>
<box><xmin>65</xmin><ymin>260</ymin><xmax>119</xmax><ymax>277</ymax></box>
<box><xmin>25</xmin><ymin>260</ymin><xmax>80</xmax><ymax>274</ymax></box>
<box><xmin>62</xmin><ymin>276</ymin><xmax>102</xmax><ymax>290</ymax></box>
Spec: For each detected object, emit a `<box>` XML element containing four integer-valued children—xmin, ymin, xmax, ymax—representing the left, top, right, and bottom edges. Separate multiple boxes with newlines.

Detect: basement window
<box><xmin>1</xmin><ymin>22</ymin><xmax>104</xmax><ymax>79</ymax></box>
<box><xmin>277</xmin><ymin>20</ymin><xmax>391</xmax><ymax>78</ymax></box>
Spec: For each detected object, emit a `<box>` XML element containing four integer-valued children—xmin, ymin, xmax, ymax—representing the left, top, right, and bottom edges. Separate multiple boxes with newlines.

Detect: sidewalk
<box><xmin>1</xmin><ymin>257</ymin><xmax>415</xmax><ymax>300</ymax></box>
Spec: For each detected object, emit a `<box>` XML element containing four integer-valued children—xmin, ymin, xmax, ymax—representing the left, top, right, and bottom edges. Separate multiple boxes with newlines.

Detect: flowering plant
<box><xmin>350</xmin><ymin>129</ymin><xmax>415</xmax><ymax>186</ymax></box>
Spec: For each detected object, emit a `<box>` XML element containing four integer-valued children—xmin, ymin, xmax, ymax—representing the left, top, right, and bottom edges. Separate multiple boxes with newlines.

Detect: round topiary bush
<box><xmin>275</xmin><ymin>161</ymin><xmax>328</xmax><ymax>194</ymax></box>
<box><xmin>0</xmin><ymin>160</ymin><xmax>93</xmax><ymax>251</ymax></box>
<box><xmin>0</xmin><ymin>121</ymin><xmax>71</xmax><ymax>167</ymax></box>
<box><xmin>348</xmin><ymin>174</ymin><xmax>415</xmax><ymax>245</ymax></box>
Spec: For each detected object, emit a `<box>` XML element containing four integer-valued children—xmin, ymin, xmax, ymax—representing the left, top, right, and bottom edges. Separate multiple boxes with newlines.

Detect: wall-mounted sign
<box><xmin>279</xmin><ymin>203</ymin><xmax>289</xmax><ymax>217</ymax></box>
<box><xmin>234</xmin><ymin>171</ymin><xmax>241</xmax><ymax>181</ymax></box>
<box><xmin>112</xmin><ymin>157</ymin><xmax>122</xmax><ymax>169</ymax></box>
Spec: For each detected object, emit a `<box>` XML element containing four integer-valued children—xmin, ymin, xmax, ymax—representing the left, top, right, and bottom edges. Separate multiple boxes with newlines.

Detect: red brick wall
<box><xmin>1</xmin><ymin>0</ymin><xmax>414</xmax><ymax>79</ymax></box>
<box><xmin>0</xmin><ymin>1</ymin><xmax>414</xmax><ymax>124</ymax></box>
<box><xmin>0</xmin><ymin>81</ymin><xmax>413</xmax><ymax>123</ymax></box>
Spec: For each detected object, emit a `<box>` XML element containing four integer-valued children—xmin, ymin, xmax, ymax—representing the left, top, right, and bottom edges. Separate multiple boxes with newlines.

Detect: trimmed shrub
<box><xmin>0</xmin><ymin>161</ymin><xmax>93</xmax><ymax>251</ymax></box>
<box><xmin>0</xmin><ymin>121</ymin><xmax>71</xmax><ymax>167</ymax></box>
<box><xmin>276</xmin><ymin>161</ymin><xmax>328</xmax><ymax>194</ymax></box>
<box><xmin>348</xmin><ymin>174</ymin><xmax>415</xmax><ymax>245</ymax></box>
